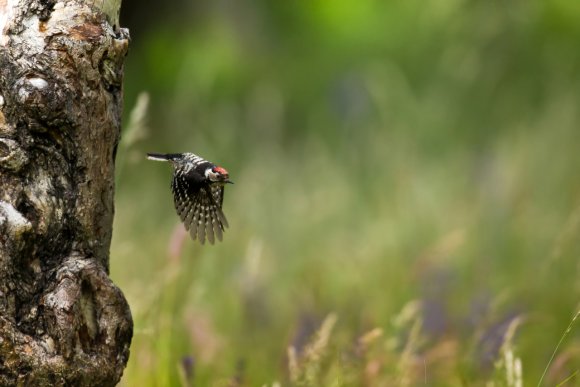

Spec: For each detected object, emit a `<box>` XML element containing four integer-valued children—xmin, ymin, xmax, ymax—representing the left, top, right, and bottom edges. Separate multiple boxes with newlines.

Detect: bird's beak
<box><xmin>225</xmin><ymin>179</ymin><xmax>234</xmax><ymax>184</ymax></box>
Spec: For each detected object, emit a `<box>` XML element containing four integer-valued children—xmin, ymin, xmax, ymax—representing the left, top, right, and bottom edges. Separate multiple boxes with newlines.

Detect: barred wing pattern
<box><xmin>172</xmin><ymin>173</ymin><xmax>228</xmax><ymax>244</ymax></box>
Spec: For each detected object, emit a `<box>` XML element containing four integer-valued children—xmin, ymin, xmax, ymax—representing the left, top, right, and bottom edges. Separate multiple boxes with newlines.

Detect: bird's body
<box><xmin>147</xmin><ymin>152</ymin><xmax>232</xmax><ymax>244</ymax></box>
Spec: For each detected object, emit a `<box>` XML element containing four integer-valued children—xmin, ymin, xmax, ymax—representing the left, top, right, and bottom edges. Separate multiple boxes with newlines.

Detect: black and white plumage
<box><xmin>147</xmin><ymin>152</ymin><xmax>232</xmax><ymax>244</ymax></box>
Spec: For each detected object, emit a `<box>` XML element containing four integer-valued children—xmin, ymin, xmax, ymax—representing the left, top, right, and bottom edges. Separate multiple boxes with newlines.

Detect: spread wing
<box><xmin>171</xmin><ymin>174</ymin><xmax>228</xmax><ymax>244</ymax></box>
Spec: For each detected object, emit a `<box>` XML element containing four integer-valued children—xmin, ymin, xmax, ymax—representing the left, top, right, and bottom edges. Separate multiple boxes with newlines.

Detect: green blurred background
<box><xmin>113</xmin><ymin>1</ymin><xmax>580</xmax><ymax>385</ymax></box>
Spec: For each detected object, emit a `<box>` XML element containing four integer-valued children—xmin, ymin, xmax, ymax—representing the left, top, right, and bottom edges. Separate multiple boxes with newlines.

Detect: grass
<box><xmin>538</xmin><ymin>310</ymin><xmax>580</xmax><ymax>387</ymax></box>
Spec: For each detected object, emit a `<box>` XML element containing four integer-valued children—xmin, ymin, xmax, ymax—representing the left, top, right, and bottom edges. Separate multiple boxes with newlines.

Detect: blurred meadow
<box><xmin>113</xmin><ymin>1</ymin><xmax>580</xmax><ymax>386</ymax></box>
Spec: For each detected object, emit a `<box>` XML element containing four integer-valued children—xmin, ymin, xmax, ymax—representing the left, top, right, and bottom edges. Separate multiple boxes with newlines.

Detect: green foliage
<box><xmin>114</xmin><ymin>1</ymin><xmax>580</xmax><ymax>385</ymax></box>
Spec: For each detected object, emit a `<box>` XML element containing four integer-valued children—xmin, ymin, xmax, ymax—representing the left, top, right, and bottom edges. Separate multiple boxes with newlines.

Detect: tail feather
<box><xmin>147</xmin><ymin>153</ymin><xmax>181</xmax><ymax>162</ymax></box>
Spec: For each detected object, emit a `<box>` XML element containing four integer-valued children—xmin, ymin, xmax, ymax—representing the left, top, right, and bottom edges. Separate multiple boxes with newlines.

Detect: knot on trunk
<box><xmin>43</xmin><ymin>254</ymin><xmax>132</xmax><ymax>362</ymax></box>
<box><xmin>0</xmin><ymin>255</ymin><xmax>132</xmax><ymax>386</ymax></box>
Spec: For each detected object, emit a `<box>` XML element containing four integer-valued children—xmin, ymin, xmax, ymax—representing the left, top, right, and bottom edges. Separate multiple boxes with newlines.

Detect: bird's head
<box><xmin>205</xmin><ymin>165</ymin><xmax>233</xmax><ymax>184</ymax></box>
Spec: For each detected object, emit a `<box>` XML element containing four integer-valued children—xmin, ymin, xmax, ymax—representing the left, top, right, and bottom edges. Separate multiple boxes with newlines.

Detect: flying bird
<box><xmin>147</xmin><ymin>152</ymin><xmax>232</xmax><ymax>244</ymax></box>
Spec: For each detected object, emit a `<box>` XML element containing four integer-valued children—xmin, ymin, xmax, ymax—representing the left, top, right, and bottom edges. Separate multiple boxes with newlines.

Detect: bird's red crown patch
<box><xmin>213</xmin><ymin>166</ymin><xmax>228</xmax><ymax>175</ymax></box>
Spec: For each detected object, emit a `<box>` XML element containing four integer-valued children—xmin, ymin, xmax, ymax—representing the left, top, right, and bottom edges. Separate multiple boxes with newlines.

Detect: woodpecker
<box><xmin>147</xmin><ymin>152</ymin><xmax>233</xmax><ymax>244</ymax></box>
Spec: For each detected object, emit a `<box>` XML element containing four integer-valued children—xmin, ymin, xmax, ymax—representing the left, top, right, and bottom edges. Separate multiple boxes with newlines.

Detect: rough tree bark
<box><xmin>0</xmin><ymin>0</ymin><xmax>132</xmax><ymax>385</ymax></box>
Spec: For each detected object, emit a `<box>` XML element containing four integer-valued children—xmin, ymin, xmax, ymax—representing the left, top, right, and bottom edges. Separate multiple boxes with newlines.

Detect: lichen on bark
<box><xmin>0</xmin><ymin>0</ymin><xmax>132</xmax><ymax>385</ymax></box>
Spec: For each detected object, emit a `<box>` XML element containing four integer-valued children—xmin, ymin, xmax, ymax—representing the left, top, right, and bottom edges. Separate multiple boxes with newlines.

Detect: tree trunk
<box><xmin>0</xmin><ymin>0</ymin><xmax>132</xmax><ymax>385</ymax></box>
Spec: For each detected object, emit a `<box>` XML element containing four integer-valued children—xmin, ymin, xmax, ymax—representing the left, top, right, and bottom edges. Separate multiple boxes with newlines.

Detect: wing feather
<box><xmin>210</xmin><ymin>186</ymin><xmax>229</xmax><ymax>229</ymax></box>
<box><xmin>172</xmin><ymin>175</ymin><xmax>192</xmax><ymax>223</ymax></box>
<box><xmin>198</xmin><ymin>203</ymin><xmax>206</xmax><ymax>245</ymax></box>
<box><xmin>189</xmin><ymin>199</ymin><xmax>200</xmax><ymax>241</ymax></box>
